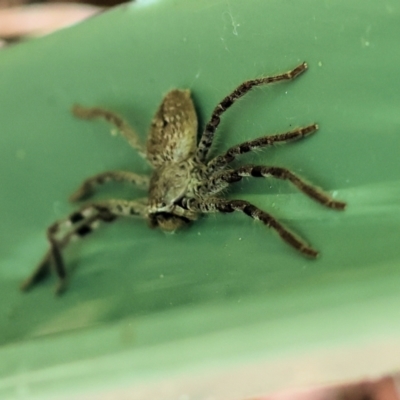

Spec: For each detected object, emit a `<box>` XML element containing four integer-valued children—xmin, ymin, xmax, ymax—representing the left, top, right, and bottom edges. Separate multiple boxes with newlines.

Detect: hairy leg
<box><xmin>21</xmin><ymin>209</ymin><xmax>111</xmax><ymax>294</ymax></box>
<box><xmin>206</xmin><ymin>124</ymin><xmax>318</xmax><ymax>174</ymax></box>
<box><xmin>21</xmin><ymin>200</ymin><xmax>147</xmax><ymax>294</ymax></box>
<box><xmin>69</xmin><ymin>171</ymin><xmax>150</xmax><ymax>202</ymax></box>
<box><xmin>72</xmin><ymin>105</ymin><xmax>146</xmax><ymax>157</ymax></box>
<box><xmin>185</xmin><ymin>197</ymin><xmax>318</xmax><ymax>257</ymax></box>
<box><xmin>198</xmin><ymin>165</ymin><xmax>346</xmax><ymax>210</ymax></box>
<box><xmin>195</xmin><ymin>62</ymin><xmax>308</xmax><ymax>163</ymax></box>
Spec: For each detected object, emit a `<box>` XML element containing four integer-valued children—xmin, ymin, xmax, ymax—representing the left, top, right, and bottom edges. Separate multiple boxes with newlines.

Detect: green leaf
<box><xmin>1</xmin><ymin>0</ymin><xmax>400</xmax><ymax>397</ymax></box>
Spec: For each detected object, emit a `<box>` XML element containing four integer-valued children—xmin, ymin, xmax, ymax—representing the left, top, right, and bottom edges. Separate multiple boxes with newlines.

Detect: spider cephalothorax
<box><xmin>22</xmin><ymin>62</ymin><xmax>346</xmax><ymax>294</ymax></box>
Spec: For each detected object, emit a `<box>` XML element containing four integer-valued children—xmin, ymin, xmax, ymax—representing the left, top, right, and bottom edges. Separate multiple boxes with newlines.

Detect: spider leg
<box><xmin>195</xmin><ymin>62</ymin><xmax>308</xmax><ymax>163</ymax></box>
<box><xmin>69</xmin><ymin>171</ymin><xmax>150</xmax><ymax>202</ymax></box>
<box><xmin>200</xmin><ymin>165</ymin><xmax>346</xmax><ymax>210</ymax></box>
<box><xmin>21</xmin><ymin>210</ymin><xmax>110</xmax><ymax>294</ymax></box>
<box><xmin>185</xmin><ymin>197</ymin><xmax>318</xmax><ymax>257</ymax></box>
<box><xmin>20</xmin><ymin>249</ymin><xmax>52</xmax><ymax>292</ymax></box>
<box><xmin>72</xmin><ymin>105</ymin><xmax>146</xmax><ymax>158</ymax></box>
<box><xmin>22</xmin><ymin>200</ymin><xmax>147</xmax><ymax>294</ymax></box>
<box><xmin>206</xmin><ymin>124</ymin><xmax>318</xmax><ymax>174</ymax></box>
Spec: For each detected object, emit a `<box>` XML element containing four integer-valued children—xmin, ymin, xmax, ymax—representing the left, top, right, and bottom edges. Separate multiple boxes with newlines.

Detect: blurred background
<box><xmin>1</xmin><ymin>0</ymin><xmax>400</xmax><ymax>399</ymax></box>
<box><xmin>0</xmin><ymin>0</ymin><xmax>116</xmax><ymax>47</ymax></box>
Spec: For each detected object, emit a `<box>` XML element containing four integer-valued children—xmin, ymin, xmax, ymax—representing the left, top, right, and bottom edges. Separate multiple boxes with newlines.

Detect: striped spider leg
<box><xmin>188</xmin><ymin>125</ymin><xmax>346</xmax><ymax>257</ymax></box>
<box><xmin>22</xmin><ymin>106</ymin><xmax>151</xmax><ymax>294</ymax></box>
<box><xmin>186</xmin><ymin>128</ymin><xmax>346</xmax><ymax>258</ymax></box>
<box><xmin>185</xmin><ymin>61</ymin><xmax>345</xmax><ymax>257</ymax></box>
<box><xmin>21</xmin><ymin>198</ymin><xmax>147</xmax><ymax>295</ymax></box>
<box><xmin>23</xmin><ymin>62</ymin><xmax>346</xmax><ymax>294</ymax></box>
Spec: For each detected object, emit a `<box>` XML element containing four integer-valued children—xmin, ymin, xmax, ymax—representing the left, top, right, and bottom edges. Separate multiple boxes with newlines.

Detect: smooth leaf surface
<box><xmin>1</xmin><ymin>0</ymin><xmax>400</xmax><ymax>397</ymax></box>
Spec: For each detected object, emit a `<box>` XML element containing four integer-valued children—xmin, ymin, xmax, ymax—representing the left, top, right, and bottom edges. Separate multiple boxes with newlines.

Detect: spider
<box><xmin>21</xmin><ymin>62</ymin><xmax>346</xmax><ymax>294</ymax></box>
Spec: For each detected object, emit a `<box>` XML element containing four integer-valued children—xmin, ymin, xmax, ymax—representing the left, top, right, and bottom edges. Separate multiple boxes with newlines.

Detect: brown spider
<box><xmin>22</xmin><ymin>62</ymin><xmax>346</xmax><ymax>294</ymax></box>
